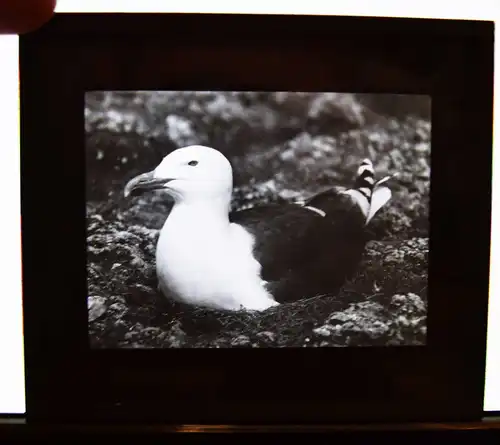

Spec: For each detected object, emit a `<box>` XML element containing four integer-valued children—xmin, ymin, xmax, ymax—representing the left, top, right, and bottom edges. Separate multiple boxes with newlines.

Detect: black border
<box><xmin>19</xmin><ymin>13</ymin><xmax>494</xmax><ymax>424</ymax></box>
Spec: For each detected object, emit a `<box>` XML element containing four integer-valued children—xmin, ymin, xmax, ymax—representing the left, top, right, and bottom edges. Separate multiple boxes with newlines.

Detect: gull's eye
<box><xmin>188</xmin><ymin>160</ymin><xmax>198</xmax><ymax>167</ymax></box>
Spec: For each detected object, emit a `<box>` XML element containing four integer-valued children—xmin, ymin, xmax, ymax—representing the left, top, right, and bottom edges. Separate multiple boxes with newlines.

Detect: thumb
<box><xmin>0</xmin><ymin>0</ymin><xmax>57</xmax><ymax>35</ymax></box>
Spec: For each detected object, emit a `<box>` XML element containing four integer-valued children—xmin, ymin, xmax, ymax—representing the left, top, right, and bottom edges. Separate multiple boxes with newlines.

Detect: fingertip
<box><xmin>0</xmin><ymin>0</ymin><xmax>57</xmax><ymax>35</ymax></box>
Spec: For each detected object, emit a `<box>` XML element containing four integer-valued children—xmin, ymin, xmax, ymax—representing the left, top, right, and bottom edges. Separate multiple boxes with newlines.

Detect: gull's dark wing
<box><xmin>229</xmin><ymin>189</ymin><xmax>368</xmax><ymax>303</ymax></box>
<box><xmin>230</xmin><ymin>202</ymin><xmax>321</xmax><ymax>282</ymax></box>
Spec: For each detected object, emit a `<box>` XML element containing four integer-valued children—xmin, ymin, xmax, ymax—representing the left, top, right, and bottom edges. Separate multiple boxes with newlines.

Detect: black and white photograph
<box><xmin>86</xmin><ymin>91</ymin><xmax>430</xmax><ymax>348</ymax></box>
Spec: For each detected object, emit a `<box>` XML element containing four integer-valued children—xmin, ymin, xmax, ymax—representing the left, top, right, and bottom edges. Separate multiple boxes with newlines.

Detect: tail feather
<box><xmin>342</xmin><ymin>159</ymin><xmax>395</xmax><ymax>224</ymax></box>
<box><xmin>297</xmin><ymin>158</ymin><xmax>396</xmax><ymax>224</ymax></box>
<box><xmin>366</xmin><ymin>186</ymin><xmax>391</xmax><ymax>224</ymax></box>
<box><xmin>352</xmin><ymin>158</ymin><xmax>376</xmax><ymax>200</ymax></box>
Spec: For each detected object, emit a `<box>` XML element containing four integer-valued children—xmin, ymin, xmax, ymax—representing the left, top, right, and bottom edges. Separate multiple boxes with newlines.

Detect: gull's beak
<box><xmin>123</xmin><ymin>171</ymin><xmax>172</xmax><ymax>198</ymax></box>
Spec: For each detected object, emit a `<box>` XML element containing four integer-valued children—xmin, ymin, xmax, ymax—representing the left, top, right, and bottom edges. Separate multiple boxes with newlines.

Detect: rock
<box><xmin>325</xmin><ymin>293</ymin><xmax>426</xmax><ymax>346</ymax></box>
<box><xmin>256</xmin><ymin>331</ymin><xmax>276</xmax><ymax>343</ymax></box>
<box><xmin>164</xmin><ymin>115</ymin><xmax>198</xmax><ymax>147</ymax></box>
<box><xmin>88</xmin><ymin>295</ymin><xmax>107</xmax><ymax>322</ymax></box>
<box><xmin>313</xmin><ymin>325</ymin><xmax>334</xmax><ymax>337</ymax></box>
<box><xmin>307</xmin><ymin>92</ymin><xmax>370</xmax><ymax>134</ymax></box>
<box><xmin>231</xmin><ymin>335</ymin><xmax>251</xmax><ymax>347</ymax></box>
<box><xmin>165</xmin><ymin>322</ymin><xmax>187</xmax><ymax>348</ymax></box>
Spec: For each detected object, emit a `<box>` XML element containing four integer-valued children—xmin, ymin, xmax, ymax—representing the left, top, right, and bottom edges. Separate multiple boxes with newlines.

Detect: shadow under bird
<box><xmin>123</xmin><ymin>145</ymin><xmax>395</xmax><ymax>312</ymax></box>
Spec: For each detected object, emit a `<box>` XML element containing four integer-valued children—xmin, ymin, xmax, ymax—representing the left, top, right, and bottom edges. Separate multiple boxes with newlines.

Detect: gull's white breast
<box><xmin>155</xmin><ymin>209</ymin><xmax>278</xmax><ymax>311</ymax></box>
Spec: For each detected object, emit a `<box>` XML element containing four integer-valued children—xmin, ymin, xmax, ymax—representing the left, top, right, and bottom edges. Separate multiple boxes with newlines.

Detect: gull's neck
<box><xmin>167</xmin><ymin>195</ymin><xmax>232</xmax><ymax>232</ymax></box>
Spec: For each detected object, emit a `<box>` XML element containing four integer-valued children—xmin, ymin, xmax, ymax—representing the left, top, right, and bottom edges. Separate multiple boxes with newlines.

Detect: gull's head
<box><xmin>123</xmin><ymin>145</ymin><xmax>233</xmax><ymax>204</ymax></box>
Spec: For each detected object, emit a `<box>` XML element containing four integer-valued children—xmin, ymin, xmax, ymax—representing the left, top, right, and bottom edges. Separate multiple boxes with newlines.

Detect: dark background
<box><xmin>86</xmin><ymin>91</ymin><xmax>430</xmax><ymax>348</ymax></box>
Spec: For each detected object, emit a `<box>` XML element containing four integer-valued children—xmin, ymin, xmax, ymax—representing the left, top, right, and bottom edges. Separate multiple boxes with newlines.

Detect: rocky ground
<box><xmin>86</xmin><ymin>91</ymin><xmax>430</xmax><ymax>348</ymax></box>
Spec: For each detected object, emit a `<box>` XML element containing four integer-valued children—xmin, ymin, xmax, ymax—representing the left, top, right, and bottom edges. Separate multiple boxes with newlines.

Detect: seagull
<box><xmin>123</xmin><ymin>145</ymin><xmax>394</xmax><ymax>312</ymax></box>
